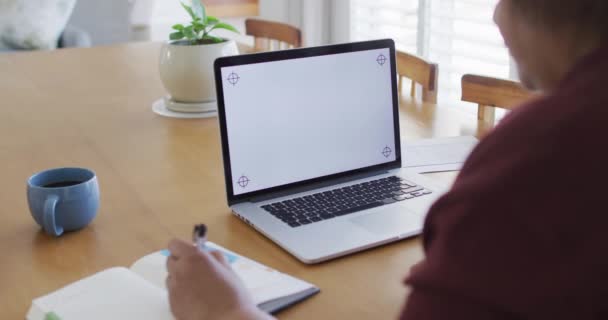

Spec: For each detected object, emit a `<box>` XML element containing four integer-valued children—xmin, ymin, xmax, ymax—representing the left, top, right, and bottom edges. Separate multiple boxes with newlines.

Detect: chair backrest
<box><xmin>245</xmin><ymin>18</ymin><xmax>302</xmax><ymax>51</ymax></box>
<box><xmin>461</xmin><ymin>74</ymin><xmax>536</xmax><ymax>123</ymax></box>
<box><xmin>396</xmin><ymin>51</ymin><xmax>439</xmax><ymax>103</ymax></box>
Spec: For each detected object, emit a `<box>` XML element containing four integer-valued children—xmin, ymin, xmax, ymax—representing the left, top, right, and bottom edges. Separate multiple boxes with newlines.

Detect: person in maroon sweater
<box><xmin>400</xmin><ymin>1</ymin><xmax>608</xmax><ymax>318</ymax></box>
<box><xmin>164</xmin><ymin>1</ymin><xmax>608</xmax><ymax>319</ymax></box>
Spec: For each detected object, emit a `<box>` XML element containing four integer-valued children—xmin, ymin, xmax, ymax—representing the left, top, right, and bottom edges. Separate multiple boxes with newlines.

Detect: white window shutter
<box><xmin>351</xmin><ymin>0</ymin><xmax>512</xmax><ymax>112</ymax></box>
<box><xmin>351</xmin><ymin>0</ymin><xmax>420</xmax><ymax>54</ymax></box>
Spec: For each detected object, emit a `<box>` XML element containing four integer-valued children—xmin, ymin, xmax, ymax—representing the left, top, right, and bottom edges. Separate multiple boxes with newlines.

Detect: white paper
<box><xmin>402</xmin><ymin>136</ymin><xmax>478</xmax><ymax>174</ymax></box>
<box><xmin>29</xmin><ymin>243</ymin><xmax>317</xmax><ymax>320</ymax></box>
<box><xmin>130</xmin><ymin>242</ymin><xmax>315</xmax><ymax>305</ymax></box>
<box><xmin>27</xmin><ymin>268</ymin><xmax>173</xmax><ymax>320</ymax></box>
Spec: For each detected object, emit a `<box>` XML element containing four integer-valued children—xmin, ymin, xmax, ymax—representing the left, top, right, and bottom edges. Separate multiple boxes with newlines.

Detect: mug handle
<box><xmin>43</xmin><ymin>195</ymin><xmax>63</xmax><ymax>236</ymax></box>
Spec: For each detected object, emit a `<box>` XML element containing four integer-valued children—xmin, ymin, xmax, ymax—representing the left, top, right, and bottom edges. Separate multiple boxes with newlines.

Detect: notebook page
<box><xmin>27</xmin><ymin>267</ymin><xmax>173</xmax><ymax>320</ymax></box>
<box><xmin>130</xmin><ymin>242</ymin><xmax>315</xmax><ymax>305</ymax></box>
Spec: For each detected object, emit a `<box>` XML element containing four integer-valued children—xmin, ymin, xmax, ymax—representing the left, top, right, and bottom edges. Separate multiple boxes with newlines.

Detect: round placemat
<box><xmin>152</xmin><ymin>99</ymin><xmax>217</xmax><ymax>119</ymax></box>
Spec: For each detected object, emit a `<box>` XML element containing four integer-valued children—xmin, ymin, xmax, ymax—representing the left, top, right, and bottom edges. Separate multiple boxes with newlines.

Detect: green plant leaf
<box><xmin>172</xmin><ymin>24</ymin><xmax>185</xmax><ymax>31</ymax></box>
<box><xmin>191</xmin><ymin>0</ymin><xmax>207</xmax><ymax>23</ymax></box>
<box><xmin>208</xmin><ymin>22</ymin><xmax>240</xmax><ymax>34</ymax></box>
<box><xmin>170</xmin><ymin>31</ymin><xmax>184</xmax><ymax>40</ymax></box>
<box><xmin>180</xmin><ymin>2</ymin><xmax>197</xmax><ymax>21</ymax></box>
<box><xmin>183</xmin><ymin>26</ymin><xmax>196</xmax><ymax>40</ymax></box>
<box><xmin>206</xmin><ymin>16</ymin><xmax>219</xmax><ymax>24</ymax></box>
<box><xmin>192</xmin><ymin>20</ymin><xmax>205</xmax><ymax>33</ymax></box>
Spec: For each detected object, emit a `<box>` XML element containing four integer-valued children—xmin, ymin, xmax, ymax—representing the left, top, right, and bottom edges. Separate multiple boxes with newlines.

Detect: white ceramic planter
<box><xmin>159</xmin><ymin>39</ymin><xmax>239</xmax><ymax>110</ymax></box>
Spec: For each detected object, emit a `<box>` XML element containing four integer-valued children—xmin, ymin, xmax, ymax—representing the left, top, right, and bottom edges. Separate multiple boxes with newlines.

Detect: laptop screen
<box><xmin>216</xmin><ymin>40</ymin><xmax>400</xmax><ymax>200</ymax></box>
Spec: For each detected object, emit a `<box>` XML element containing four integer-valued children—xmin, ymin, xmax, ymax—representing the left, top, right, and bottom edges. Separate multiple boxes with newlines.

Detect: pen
<box><xmin>192</xmin><ymin>223</ymin><xmax>207</xmax><ymax>251</ymax></box>
<box><xmin>190</xmin><ymin>223</ymin><xmax>238</xmax><ymax>264</ymax></box>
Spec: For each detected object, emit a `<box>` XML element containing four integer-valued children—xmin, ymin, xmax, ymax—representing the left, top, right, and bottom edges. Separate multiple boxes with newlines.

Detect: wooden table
<box><xmin>0</xmin><ymin>42</ymin><xmax>489</xmax><ymax>319</ymax></box>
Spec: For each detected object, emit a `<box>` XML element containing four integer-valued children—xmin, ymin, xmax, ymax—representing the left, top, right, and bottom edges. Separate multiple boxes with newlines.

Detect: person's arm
<box><xmin>401</xmin><ymin>288</ymin><xmax>513</xmax><ymax>320</ymax></box>
<box><xmin>397</xmin><ymin>152</ymin><xmax>543</xmax><ymax>319</ymax></box>
<box><xmin>397</xmin><ymin>82</ymin><xmax>608</xmax><ymax>318</ymax></box>
<box><xmin>166</xmin><ymin>239</ymin><xmax>275</xmax><ymax>320</ymax></box>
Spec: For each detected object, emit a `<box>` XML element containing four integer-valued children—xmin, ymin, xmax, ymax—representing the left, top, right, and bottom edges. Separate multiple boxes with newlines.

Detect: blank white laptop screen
<box><xmin>220</xmin><ymin>48</ymin><xmax>396</xmax><ymax>196</ymax></box>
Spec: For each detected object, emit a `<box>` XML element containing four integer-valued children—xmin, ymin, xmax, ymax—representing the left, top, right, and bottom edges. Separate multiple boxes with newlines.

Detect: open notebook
<box><xmin>27</xmin><ymin>242</ymin><xmax>319</xmax><ymax>320</ymax></box>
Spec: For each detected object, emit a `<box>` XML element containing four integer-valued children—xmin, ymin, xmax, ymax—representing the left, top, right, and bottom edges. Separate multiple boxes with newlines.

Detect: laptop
<box><xmin>213</xmin><ymin>39</ymin><xmax>446</xmax><ymax>264</ymax></box>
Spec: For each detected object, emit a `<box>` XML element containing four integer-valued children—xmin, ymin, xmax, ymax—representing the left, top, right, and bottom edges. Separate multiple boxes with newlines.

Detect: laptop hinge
<box><xmin>248</xmin><ymin>170</ymin><xmax>391</xmax><ymax>203</ymax></box>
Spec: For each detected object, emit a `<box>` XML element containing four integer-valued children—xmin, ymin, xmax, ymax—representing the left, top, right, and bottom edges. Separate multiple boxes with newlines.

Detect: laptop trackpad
<box><xmin>350</xmin><ymin>207</ymin><xmax>417</xmax><ymax>235</ymax></box>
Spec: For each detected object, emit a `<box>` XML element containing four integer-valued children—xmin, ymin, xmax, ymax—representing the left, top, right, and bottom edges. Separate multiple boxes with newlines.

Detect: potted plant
<box><xmin>159</xmin><ymin>0</ymin><xmax>239</xmax><ymax>113</ymax></box>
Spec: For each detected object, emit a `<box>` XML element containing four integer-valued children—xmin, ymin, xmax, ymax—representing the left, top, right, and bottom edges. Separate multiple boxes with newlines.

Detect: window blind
<box><xmin>351</xmin><ymin>0</ymin><xmax>512</xmax><ymax>111</ymax></box>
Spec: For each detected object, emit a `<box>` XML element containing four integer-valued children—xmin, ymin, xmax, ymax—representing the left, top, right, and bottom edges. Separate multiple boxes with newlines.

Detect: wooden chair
<box><xmin>396</xmin><ymin>51</ymin><xmax>439</xmax><ymax>103</ymax></box>
<box><xmin>461</xmin><ymin>74</ymin><xmax>536</xmax><ymax>124</ymax></box>
<box><xmin>245</xmin><ymin>18</ymin><xmax>302</xmax><ymax>51</ymax></box>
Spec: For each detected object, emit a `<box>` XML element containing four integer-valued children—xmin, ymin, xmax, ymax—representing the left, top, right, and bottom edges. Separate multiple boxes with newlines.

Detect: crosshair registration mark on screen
<box><xmin>237</xmin><ymin>175</ymin><xmax>250</xmax><ymax>188</ymax></box>
<box><xmin>376</xmin><ymin>54</ymin><xmax>387</xmax><ymax>66</ymax></box>
<box><xmin>227</xmin><ymin>72</ymin><xmax>240</xmax><ymax>85</ymax></box>
<box><xmin>382</xmin><ymin>146</ymin><xmax>392</xmax><ymax>158</ymax></box>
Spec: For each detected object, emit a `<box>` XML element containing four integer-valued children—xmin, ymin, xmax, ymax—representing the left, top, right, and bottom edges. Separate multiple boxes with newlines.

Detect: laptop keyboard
<box><xmin>261</xmin><ymin>176</ymin><xmax>432</xmax><ymax>228</ymax></box>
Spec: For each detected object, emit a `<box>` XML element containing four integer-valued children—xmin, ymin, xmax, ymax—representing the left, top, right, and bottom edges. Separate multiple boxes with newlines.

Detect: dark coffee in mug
<box><xmin>42</xmin><ymin>181</ymin><xmax>84</xmax><ymax>188</ymax></box>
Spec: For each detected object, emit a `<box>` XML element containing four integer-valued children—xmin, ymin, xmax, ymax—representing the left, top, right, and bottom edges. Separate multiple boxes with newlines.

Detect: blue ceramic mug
<box><xmin>27</xmin><ymin>167</ymin><xmax>100</xmax><ymax>237</ymax></box>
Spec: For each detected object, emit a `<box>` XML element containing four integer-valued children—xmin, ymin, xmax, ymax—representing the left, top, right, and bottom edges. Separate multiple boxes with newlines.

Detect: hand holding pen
<box><xmin>166</xmin><ymin>224</ymin><xmax>273</xmax><ymax>320</ymax></box>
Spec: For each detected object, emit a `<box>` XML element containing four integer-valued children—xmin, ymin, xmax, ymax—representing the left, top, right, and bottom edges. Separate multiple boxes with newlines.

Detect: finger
<box><xmin>168</xmin><ymin>238</ymin><xmax>197</xmax><ymax>259</ymax></box>
<box><xmin>210</xmin><ymin>250</ymin><xmax>231</xmax><ymax>268</ymax></box>
<box><xmin>167</xmin><ymin>238</ymin><xmax>198</xmax><ymax>277</ymax></box>
<box><xmin>165</xmin><ymin>274</ymin><xmax>173</xmax><ymax>290</ymax></box>
<box><xmin>166</xmin><ymin>253</ymin><xmax>178</xmax><ymax>276</ymax></box>
<box><xmin>165</xmin><ymin>276</ymin><xmax>181</xmax><ymax>319</ymax></box>
<box><xmin>168</xmin><ymin>244</ymin><xmax>217</xmax><ymax>278</ymax></box>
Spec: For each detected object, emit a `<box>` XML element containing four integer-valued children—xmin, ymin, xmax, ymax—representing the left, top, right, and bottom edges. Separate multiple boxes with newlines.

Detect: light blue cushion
<box><xmin>0</xmin><ymin>0</ymin><xmax>77</xmax><ymax>50</ymax></box>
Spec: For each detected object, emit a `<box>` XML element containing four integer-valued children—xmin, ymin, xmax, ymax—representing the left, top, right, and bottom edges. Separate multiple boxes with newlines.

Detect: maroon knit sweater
<box><xmin>400</xmin><ymin>44</ymin><xmax>608</xmax><ymax>319</ymax></box>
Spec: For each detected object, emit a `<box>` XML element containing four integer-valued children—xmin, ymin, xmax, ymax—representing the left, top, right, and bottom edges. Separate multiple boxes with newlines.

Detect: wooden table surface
<box><xmin>0</xmin><ymin>42</ymin><xmax>489</xmax><ymax>319</ymax></box>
